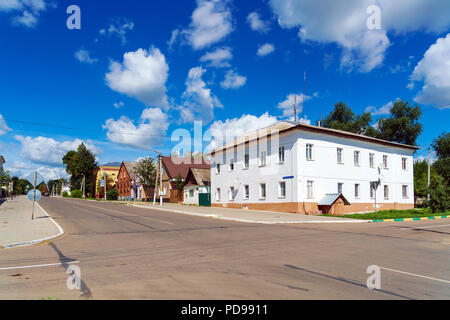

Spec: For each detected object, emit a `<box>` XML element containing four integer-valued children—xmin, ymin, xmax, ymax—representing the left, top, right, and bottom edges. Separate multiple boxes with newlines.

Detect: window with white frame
<box><xmin>229</xmin><ymin>159</ymin><xmax>234</xmax><ymax>171</ymax></box>
<box><xmin>259</xmin><ymin>151</ymin><xmax>267</xmax><ymax>167</ymax></box>
<box><xmin>402</xmin><ymin>158</ymin><xmax>407</xmax><ymax>171</ymax></box>
<box><xmin>216</xmin><ymin>188</ymin><xmax>221</xmax><ymax>201</ymax></box>
<box><xmin>369</xmin><ymin>153</ymin><xmax>375</xmax><ymax>168</ymax></box>
<box><xmin>354</xmin><ymin>151</ymin><xmax>360</xmax><ymax>166</ymax></box>
<box><xmin>279</xmin><ymin>181</ymin><xmax>286</xmax><ymax>198</ymax></box>
<box><xmin>259</xmin><ymin>183</ymin><xmax>266</xmax><ymax>199</ymax></box>
<box><xmin>278</xmin><ymin>147</ymin><xmax>285</xmax><ymax>163</ymax></box>
<box><xmin>337</xmin><ymin>148</ymin><xmax>343</xmax><ymax>164</ymax></box>
<box><xmin>383</xmin><ymin>155</ymin><xmax>389</xmax><ymax>169</ymax></box>
<box><xmin>189</xmin><ymin>189</ymin><xmax>194</xmax><ymax>198</ymax></box>
<box><xmin>384</xmin><ymin>185</ymin><xmax>389</xmax><ymax>199</ymax></box>
<box><xmin>244</xmin><ymin>185</ymin><xmax>249</xmax><ymax>199</ymax></box>
<box><xmin>244</xmin><ymin>154</ymin><xmax>249</xmax><ymax>169</ymax></box>
<box><xmin>402</xmin><ymin>185</ymin><xmax>408</xmax><ymax>198</ymax></box>
<box><xmin>216</xmin><ymin>163</ymin><xmax>221</xmax><ymax>174</ymax></box>
<box><xmin>229</xmin><ymin>186</ymin><xmax>235</xmax><ymax>201</ymax></box>
<box><xmin>355</xmin><ymin>184</ymin><xmax>360</xmax><ymax>198</ymax></box>
<box><xmin>338</xmin><ymin>183</ymin><xmax>343</xmax><ymax>194</ymax></box>
<box><xmin>307</xmin><ymin>181</ymin><xmax>314</xmax><ymax>199</ymax></box>
<box><xmin>306</xmin><ymin>144</ymin><xmax>313</xmax><ymax>160</ymax></box>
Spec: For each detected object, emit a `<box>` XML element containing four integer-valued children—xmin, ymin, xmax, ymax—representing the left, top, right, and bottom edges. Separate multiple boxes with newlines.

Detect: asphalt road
<box><xmin>0</xmin><ymin>197</ymin><xmax>449</xmax><ymax>300</ymax></box>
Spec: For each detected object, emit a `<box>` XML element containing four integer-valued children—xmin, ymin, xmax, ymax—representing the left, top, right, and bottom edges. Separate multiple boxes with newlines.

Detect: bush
<box><xmin>62</xmin><ymin>191</ymin><xmax>69</xmax><ymax>198</ymax></box>
<box><xmin>423</xmin><ymin>176</ymin><xmax>450</xmax><ymax>213</ymax></box>
<box><xmin>71</xmin><ymin>190</ymin><xmax>83</xmax><ymax>199</ymax></box>
<box><xmin>106</xmin><ymin>189</ymin><xmax>119</xmax><ymax>201</ymax></box>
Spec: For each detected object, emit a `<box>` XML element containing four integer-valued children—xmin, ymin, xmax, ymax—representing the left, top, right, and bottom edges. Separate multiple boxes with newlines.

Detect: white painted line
<box><xmin>0</xmin><ymin>260</ymin><xmax>79</xmax><ymax>271</ymax></box>
<box><xmin>78</xmin><ymin>202</ymin><xmax>174</xmax><ymax>225</ymax></box>
<box><xmin>380</xmin><ymin>267</ymin><xmax>450</xmax><ymax>284</ymax></box>
<box><xmin>2</xmin><ymin>202</ymin><xmax>65</xmax><ymax>249</ymax></box>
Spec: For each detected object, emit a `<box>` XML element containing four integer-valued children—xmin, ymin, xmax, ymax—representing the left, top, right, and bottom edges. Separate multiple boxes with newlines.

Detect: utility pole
<box><xmin>159</xmin><ymin>154</ymin><xmax>163</xmax><ymax>206</ymax></box>
<box><xmin>32</xmin><ymin>172</ymin><xmax>37</xmax><ymax>220</ymax></box>
<box><xmin>103</xmin><ymin>172</ymin><xmax>107</xmax><ymax>200</ymax></box>
<box><xmin>81</xmin><ymin>174</ymin><xmax>86</xmax><ymax>198</ymax></box>
<box><xmin>153</xmin><ymin>154</ymin><xmax>159</xmax><ymax>206</ymax></box>
<box><xmin>427</xmin><ymin>147</ymin><xmax>431</xmax><ymax>201</ymax></box>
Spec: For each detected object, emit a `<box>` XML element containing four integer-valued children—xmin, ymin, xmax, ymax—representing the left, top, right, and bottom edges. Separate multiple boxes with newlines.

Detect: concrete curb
<box><xmin>1</xmin><ymin>202</ymin><xmax>65</xmax><ymax>249</ymax></box>
<box><xmin>370</xmin><ymin>215</ymin><xmax>449</xmax><ymax>223</ymax></box>
<box><xmin>132</xmin><ymin>204</ymin><xmax>368</xmax><ymax>224</ymax></box>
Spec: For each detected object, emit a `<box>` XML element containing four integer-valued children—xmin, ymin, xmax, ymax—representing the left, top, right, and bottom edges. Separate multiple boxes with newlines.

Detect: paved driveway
<box><xmin>0</xmin><ymin>197</ymin><xmax>448</xmax><ymax>300</ymax></box>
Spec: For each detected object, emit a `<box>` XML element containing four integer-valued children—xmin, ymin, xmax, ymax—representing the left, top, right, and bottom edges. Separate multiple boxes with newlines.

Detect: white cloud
<box><xmin>180</xmin><ymin>66</ymin><xmax>222</xmax><ymax>124</ymax></box>
<box><xmin>269</xmin><ymin>0</ymin><xmax>450</xmax><ymax>73</ymax></box>
<box><xmin>167</xmin><ymin>29</ymin><xmax>180</xmax><ymax>51</ymax></box>
<box><xmin>103</xmin><ymin>108</ymin><xmax>169</xmax><ymax>150</ymax></box>
<box><xmin>247</xmin><ymin>11</ymin><xmax>270</xmax><ymax>33</ymax></box>
<box><xmin>6</xmin><ymin>160</ymin><xmax>69</xmax><ymax>180</ymax></box>
<box><xmin>257</xmin><ymin>43</ymin><xmax>275</xmax><ymax>57</ymax></box>
<box><xmin>99</xmin><ymin>17</ymin><xmax>134</xmax><ymax>45</ymax></box>
<box><xmin>365</xmin><ymin>100</ymin><xmax>394</xmax><ymax>116</ymax></box>
<box><xmin>0</xmin><ymin>114</ymin><xmax>12</xmax><ymax>135</ymax></box>
<box><xmin>199</xmin><ymin>47</ymin><xmax>232</xmax><ymax>68</ymax></box>
<box><xmin>183</xmin><ymin>0</ymin><xmax>234</xmax><ymax>50</ymax></box>
<box><xmin>276</xmin><ymin>93</ymin><xmax>310</xmax><ymax>118</ymax></box>
<box><xmin>220</xmin><ymin>69</ymin><xmax>247</xmax><ymax>90</ymax></box>
<box><xmin>206</xmin><ymin>112</ymin><xmax>278</xmax><ymax>151</ymax></box>
<box><xmin>0</xmin><ymin>0</ymin><xmax>50</xmax><ymax>28</ymax></box>
<box><xmin>113</xmin><ymin>101</ymin><xmax>124</xmax><ymax>109</ymax></box>
<box><xmin>14</xmin><ymin>135</ymin><xmax>101</xmax><ymax>166</ymax></box>
<box><xmin>74</xmin><ymin>48</ymin><xmax>98</xmax><ymax>64</ymax></box>
<box><xmin>105</xmin><ymin>47</ymin><xmax>169</xmax><ymax>108</ymax></box>
<box><xmin>410</xmin><ymin>33</ymin><xmax>450</xmax><ymax>108</ymax></box>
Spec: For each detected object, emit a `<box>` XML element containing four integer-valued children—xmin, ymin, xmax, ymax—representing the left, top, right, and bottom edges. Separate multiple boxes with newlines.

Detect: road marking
<box><xmin>75</xmin><ymin>202</ymin><xmax>174</xmax><ymax>225</ymax></box>
<box><xmin>380</xmin><ymin>267</ymin><xmax>450</xmax><ymax>284</ymax></box>
<box><xmin>0</xmin><ymin>260</ymin><xmax>79</xmax><ymax>271</ymax></box>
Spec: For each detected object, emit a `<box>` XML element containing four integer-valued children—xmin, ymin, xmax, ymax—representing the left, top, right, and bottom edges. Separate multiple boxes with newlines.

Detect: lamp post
<box><xmin>153</xmin><ymin>150</ymin><xmax>163</xmax><ymax>206</ymax></box>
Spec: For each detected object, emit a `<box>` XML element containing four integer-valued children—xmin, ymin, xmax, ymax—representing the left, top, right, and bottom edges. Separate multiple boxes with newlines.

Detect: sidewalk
<box><xmin>0</xmin><ymin>196</ymin><xmax>64</xmax><ymax>249</ymax></box>
<box><xmin>132</xmin><ymin>202</ymin><xmax>368</xmax><ymax>224</ymax></box>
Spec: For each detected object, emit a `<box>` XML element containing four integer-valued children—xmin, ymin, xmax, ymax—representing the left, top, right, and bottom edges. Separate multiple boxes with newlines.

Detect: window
<box><xmin>402</xmin><ymin>158</ymin><xmax>407</xmax><ymax>171</ymax></box>
<box><xmin>216</xmin><ymin>188</ymin><xmax>221</xmax><ymax>201</ymax></box>
<box><xmin>259</xmin><ymin>183</ymin><xmax>266</xmax><ymax>199</ymax></box>
<box><xmin>244</xmin><ymin>185</ymin><xmax>249</xmax><ymax>199</ymax></box>
<box><xmin>402</xmin><ymin>185</ymin><xmax>408</xmax><ymax>199</ymax></box>
<box><xmin>307</xmin><ymin>181</ymin><xmax>314</xmax><ymax>199</ymax></box>
<box><xmin>244</xmin><ymin>154</ymin><xmax>249</xmax><ymax>169</ymax></box>
<box><xmin>229</xmin><ymin>159</ymin><xmax>234</xmax><ymax>171</ymax></box>
<box><xmin>259</xmin><ymin>151</ymin><xmax>267</xmax><ymax>167</ymax></box>
<box><xmin>384</xmin><ymin>185</ymin><xmax>389</xmax><ymax>200</ymax></box>
<box><xmin>338</xmin><ymin>183</ymin><xmax>343</xmax><ymax>194</ymax></box>
<box><xmin>354</xmin><ymin>151</ymin><xmax>360</xmax><ymax>166</ymax></box>
<box><xmin>306</xmin><ymin>144</ymin><xmax>313</xmax><ymax>160</ymax></box>
<box><xmin>216</xmin><ymin>164</ymin><xmax>221</xmax><ymax>174</ymax></box>
<box><xmin>189</xmin><ymin>189</ymin><xmax>194</xmax><ymax>198</ymax></box>
<box><xmin>279</xmin><ymin>181</ymin><xmax>286</xmax><ymax>198</ymax></box>
<box><xmin>229</xmin><ymin>187</ymin><xmax>235</xmax><ymax>201</ymax></box>
<box><xmin>369</xmin><ymin>153</ymin><xmax>375</xmax><ymax>168</ymax></box>
<box><xmin>370</xmin><ymin>183</ymin><xmax>375</xmax><ymax>199</ymax></box>
<box><xmin>383</xmin><ymin>155</ymin><xmax>389</xmax><ymax>169</ymax></box>
<box><xmin>278</xmin><ymin>147</ymin><xmax>285</xmax><ymax>163</ymax></box>
<box><xmin>337</xmin><ymin>148</ymin><xmax>343</xmax><ymax>164</ymax></box>
<box><xmin>355</xmin><ymin>184</ymin><xmax>360</xmax><ymax>198</ymax></box>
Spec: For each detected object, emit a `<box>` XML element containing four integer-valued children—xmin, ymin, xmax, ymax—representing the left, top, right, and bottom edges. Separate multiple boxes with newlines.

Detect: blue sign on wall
<box><xmin>283</xmin><ymin>176</ymin><xmax>294</xmax><ymax>180</ymax></box>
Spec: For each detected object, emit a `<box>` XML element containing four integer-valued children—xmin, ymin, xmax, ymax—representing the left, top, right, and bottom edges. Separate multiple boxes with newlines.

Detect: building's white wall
<box><xmin>184</xmin><ymin>188</ymin><xmax>199</xmax><ymax>205</ymax></box>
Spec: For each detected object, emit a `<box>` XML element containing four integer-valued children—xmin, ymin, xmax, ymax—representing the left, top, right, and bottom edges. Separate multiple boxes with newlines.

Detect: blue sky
<box><xmin>0</xmin><ymin>0</ymin><xmax>449</xmax><ymax>180</ymax></box>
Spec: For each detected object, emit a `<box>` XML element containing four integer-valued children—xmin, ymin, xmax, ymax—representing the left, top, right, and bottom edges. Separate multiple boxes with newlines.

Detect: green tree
<box><xmin>134</xmin><ymin>157</ymin><xmax>157</xmax><ymax>187</ymax></box>
<box><xmin>62</xmin><ymin>143</ymin><xmax>97</xmax><ymax>194</ymax></box>
<box><xmin>414</xmin><ymin>160</ymin><xmax>440</xmax><ymax>198</ymax></box>
<box><xmin>174</xmin><ymin>174</ymin><xmax>185</xmax><ymax>190</ymax></box>
<box><xmin>0</xmin><ymin>166</ymin><xmax>10</xmax><ymax>187</ymax></box>
<box><xmin>376</xmin><ymin>100</ymin><xmax>423</xmax><ymax>146</ymax></box>
<box><xmin>322</xmin><ymin>102</ymin><xmax>373</xmax><ymax>135</ymax></box>
<box><xmin>423</xmin><ymin>175</ymin><xmax>450</xmax><ymax>213</ymax></box>
<box><xmin>15</xmin><ymin>179</ymin><xmax>33</xmax><ymax>195</ymax></box>
<box><xmin>432</xmin><ymin>132</ymin><xmax>450</xmax><ymax>185</ymax></box>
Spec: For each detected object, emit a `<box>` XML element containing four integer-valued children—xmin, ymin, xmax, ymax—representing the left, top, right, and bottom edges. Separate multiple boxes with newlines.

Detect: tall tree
<box><xmin>322</xmin><ymin>102</ymin><xmax>373</xmax><ymax>135</ymax></box>
<box><xmin>62</xmin><ymin>143</ymin><xmax>97</xmax><ymax>194</ymax></box>
<box><xmin>376</xmin><ymin>100</ymin><xmax>423</xmax><ymax>146</ymax></box>
<box><xmin>134</xmin><ymin>157</ymin><xmax>157</xmax><ymax>187</ymax></box>
<box><xmin>432</xmin><ymin>132</ymin><xmax>450</xmax><ymax>185</ymax></box>
<box><xmin>15</xmin><ymin>179</ymin><xmax>33</xmax><ymax>195</ymax></box>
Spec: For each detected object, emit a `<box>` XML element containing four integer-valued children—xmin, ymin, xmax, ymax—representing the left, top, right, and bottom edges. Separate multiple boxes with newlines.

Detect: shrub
<box><xmin>106</xmin><ymin>189</ymin><xmax>119</xmax><ymax>201</ymax></box>
<box><xmin>71</xmin><ymin>190</ymin><xmax>83</xmax><ymax>199</ymax></box>
<box><xmin>423</xmin><ymin>176</ymin><xmax>450</xmax><ymax>213</ymax></box>
<box><xmin>62</xmin><ymin>191</ymin><xmax>69</xmax><ymax>198</ymax></box>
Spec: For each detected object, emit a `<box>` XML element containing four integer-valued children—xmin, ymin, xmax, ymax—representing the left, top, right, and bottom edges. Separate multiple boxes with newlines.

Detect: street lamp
<box><xmin>153</xmin><ymin>150</ymin><xmax>163</xmax><ymax>206</ymax></box>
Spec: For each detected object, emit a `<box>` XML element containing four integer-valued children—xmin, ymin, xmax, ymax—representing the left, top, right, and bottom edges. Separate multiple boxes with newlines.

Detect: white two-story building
<box><xmin>209</xmin><ymin>121</ymin><xmax>418</xmax><ymax>215</ymax></box>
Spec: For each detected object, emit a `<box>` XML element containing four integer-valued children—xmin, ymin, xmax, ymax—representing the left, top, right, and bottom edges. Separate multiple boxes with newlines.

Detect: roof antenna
<box><xmin>302</xmin><ymin>71</ymin><xmax>306</xmax><ymax>124</ymax></box>
<box><xmin>294</xmin><ymin>95</ymin><xmax>297</xmax><ymax>123</ymax></box>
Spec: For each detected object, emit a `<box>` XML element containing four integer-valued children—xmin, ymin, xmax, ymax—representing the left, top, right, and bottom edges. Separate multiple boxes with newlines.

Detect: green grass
<box><xmin>322</xmin><ymin>208</ymin><xmax>449</xmax><ymax>220</ymax></box>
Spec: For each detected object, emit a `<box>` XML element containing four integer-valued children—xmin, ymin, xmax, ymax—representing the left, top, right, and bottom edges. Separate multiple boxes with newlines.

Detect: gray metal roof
<box><xmin>318</xmin><ymin>193</ymin><xmax>351</xmax><ymax>206</ymax></box>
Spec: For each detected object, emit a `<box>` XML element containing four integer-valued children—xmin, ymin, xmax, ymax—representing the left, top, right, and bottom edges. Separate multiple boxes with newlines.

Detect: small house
<box><xmin>183</xmin><ymin>168</ymin><xmax>211</xmax><ymax>206</ymax></box>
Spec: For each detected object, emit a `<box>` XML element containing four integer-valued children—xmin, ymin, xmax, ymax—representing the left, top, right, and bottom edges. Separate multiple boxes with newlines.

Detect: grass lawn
<box><xmin>322</xmin><ymin>208</ymin><xmax>449</xmax><ymax>220</ymax></box>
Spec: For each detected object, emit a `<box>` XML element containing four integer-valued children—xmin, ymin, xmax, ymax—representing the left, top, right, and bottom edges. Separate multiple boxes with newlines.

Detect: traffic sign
<box><xmin>24</xmin><ymin>172</ymin><xmax>45</xmax><ymax>187</ymax></box>
<box><xmin>27</xmin><ymin>189</ymin><xmax>42</xmax><ymax>202</ymax></box>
